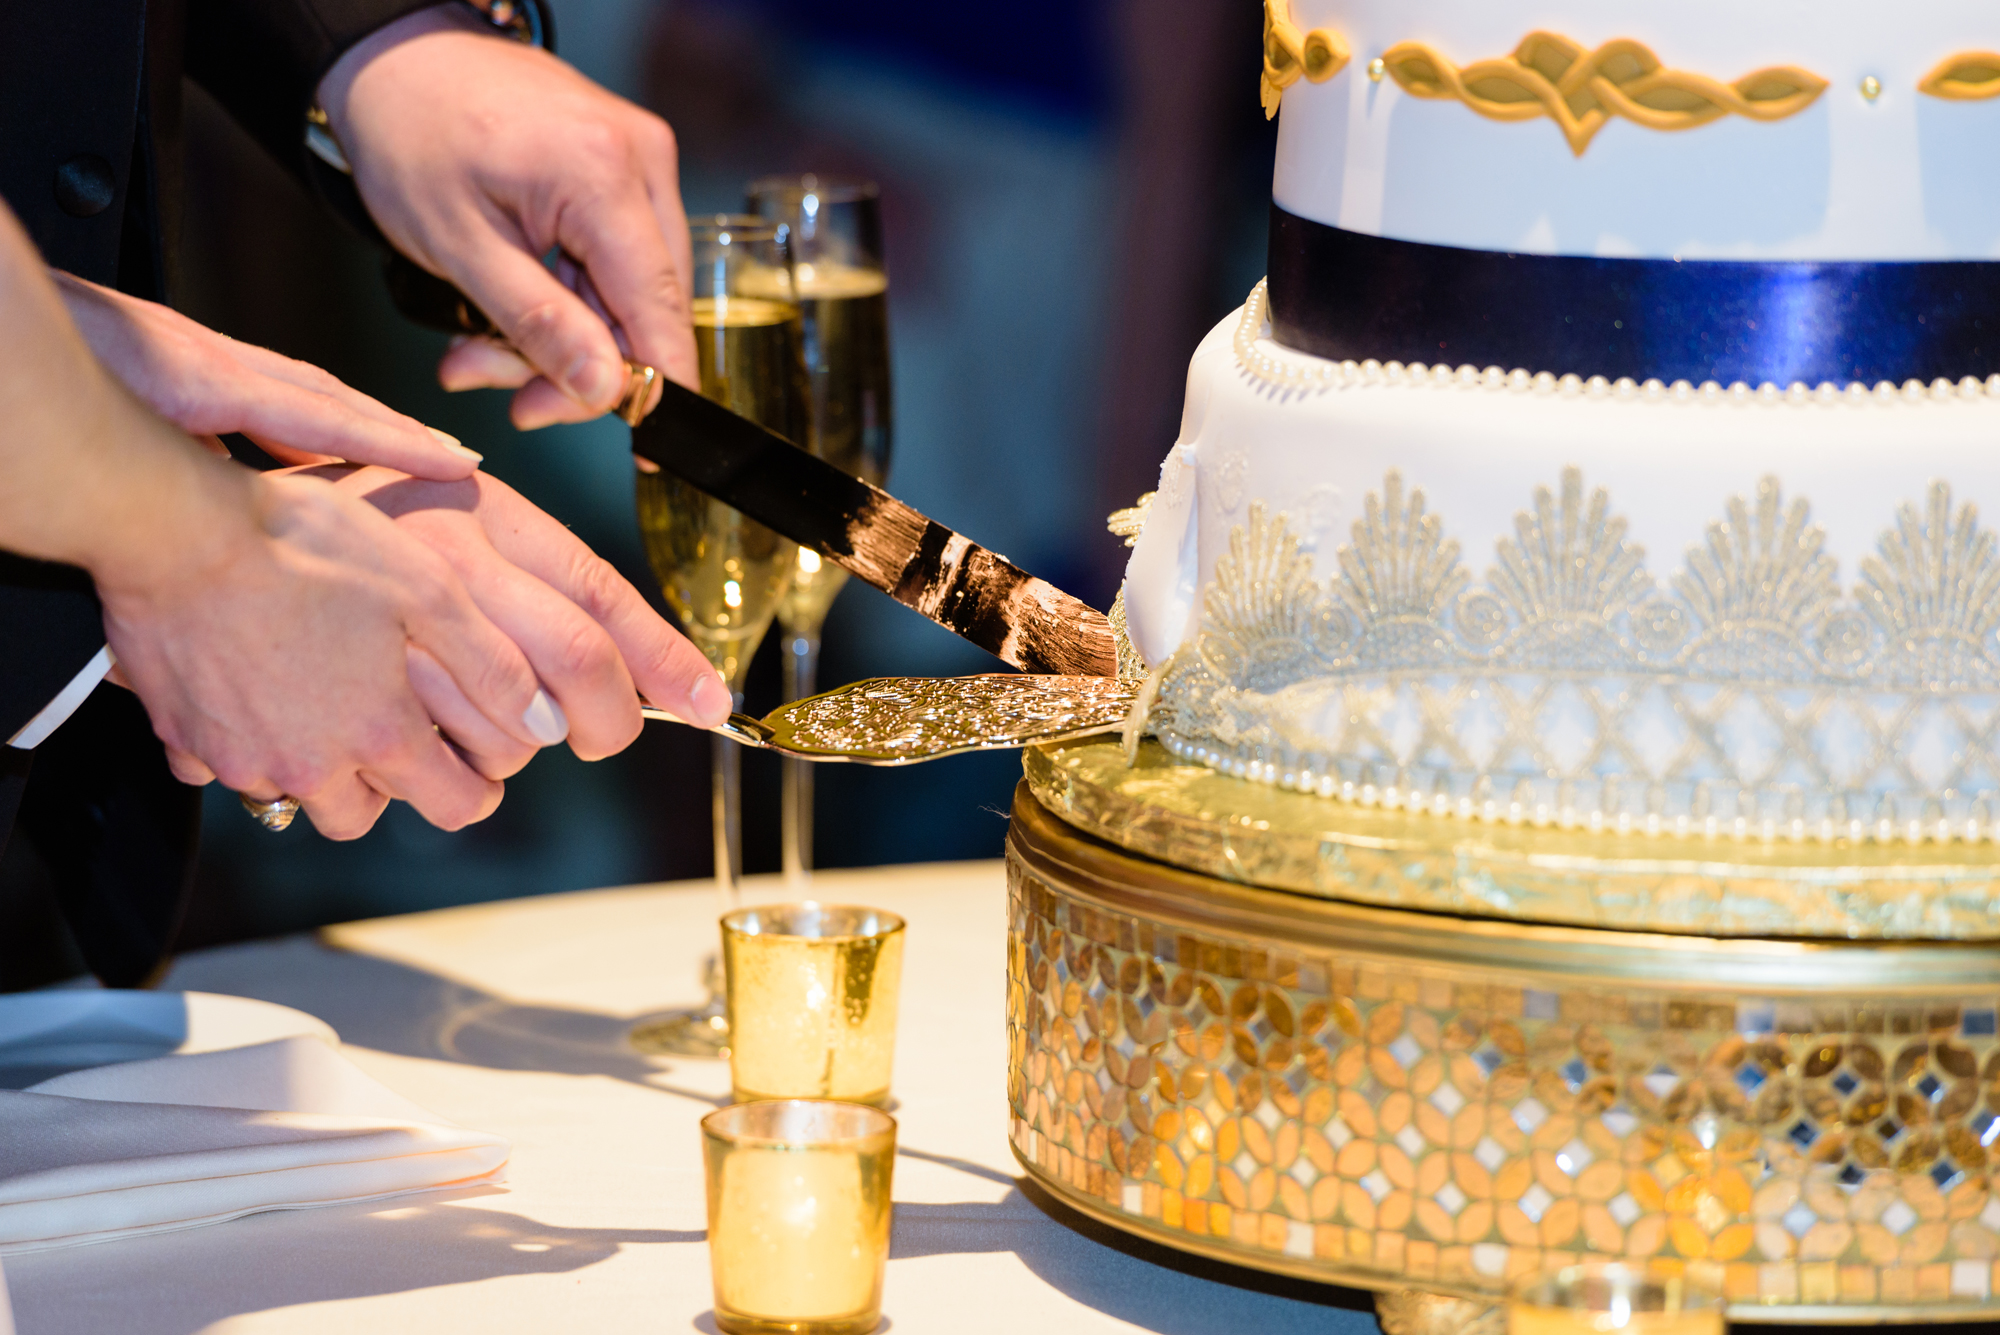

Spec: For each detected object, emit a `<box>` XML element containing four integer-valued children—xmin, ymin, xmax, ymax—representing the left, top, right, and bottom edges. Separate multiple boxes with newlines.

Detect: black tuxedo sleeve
<box><xmin>0</xmin><ymin>555</ymin><xmax>106</xmax><ymax>743</ymax></box>
<box><xmin>0</xmin><ymin>558</ymin><xmax>196</xmax><ymax>991</ymax></box>
<box><xmin>183</xmin><ymin>0</ymin><xmax>441</xmax><ymax>236</ymax></box>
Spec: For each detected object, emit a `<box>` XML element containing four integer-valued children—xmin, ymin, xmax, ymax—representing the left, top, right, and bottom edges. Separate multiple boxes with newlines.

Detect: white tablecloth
<box><xmin>3</xmin><ymin>862</ymin><xmax>1380</xmax><ymax>1334</ymax></box>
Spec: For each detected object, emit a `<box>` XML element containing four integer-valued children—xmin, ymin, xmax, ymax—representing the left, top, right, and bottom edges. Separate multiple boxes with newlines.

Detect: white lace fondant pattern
<box><xmin>1231</xmin><ymin>279</ymin><xmax>2000</xmax><ymax>408</ymax></box>
<box><xmin>1149</xmin><ymin>470</ymin><xmax>2000</xmax><ymax>845</ymax></box>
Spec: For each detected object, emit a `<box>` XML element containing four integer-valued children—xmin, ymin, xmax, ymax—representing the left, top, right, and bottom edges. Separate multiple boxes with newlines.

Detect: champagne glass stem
<box><xmin>713</xmin><ymin>717</ymin><xmax>744</xmax><ymax>907</ymax></box>
<box><xmin>704</xmin><ymin>702</ymin><xmax>745</xmax><ymax>1001</ymax></box>
<box><xmin>628</xmin><ymin>688</ymin><xmax>745</xmax><ymax>1057</ymax></box>
<box><xmin>779</xmin><ymin>629</ymin><xmax>822</xmax><ymax>890</ymax></box>
<box><xmin>632</xmin><ymin>210</ymin><xmax>809</xmax><ymax>1061</ymax></box>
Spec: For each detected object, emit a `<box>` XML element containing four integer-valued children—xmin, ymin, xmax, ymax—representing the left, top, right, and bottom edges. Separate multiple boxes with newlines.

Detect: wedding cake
<box><xmin>1121</xmin><ymin>0</ymin><xmax>2000</xmax><ymax>847</ymax></box>
<box><xmin>1006</xmin><ymin>8</ymin><xmax>2000</xmax><ymax>1312</ymax></box>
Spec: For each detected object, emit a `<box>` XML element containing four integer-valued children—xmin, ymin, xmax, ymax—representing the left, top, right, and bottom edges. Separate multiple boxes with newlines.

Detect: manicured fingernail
<box><xmin>522</xmin><ymin>688</ymin><xmax>569</xmax><ymax>745</ymax></box>
<box><xmin>565</xmin><ymin>355</ymin><xmax>615</xmax><ymax>407</ymax></box>
<box><xmin>429</xmin><ymin>426</ymin><xmax>482</xmax><ymax>463</ymax></box>
<box><xmin>687</xmin><ymin>673</ymin><xmax>730</xmax><ymax>727</ymax></box>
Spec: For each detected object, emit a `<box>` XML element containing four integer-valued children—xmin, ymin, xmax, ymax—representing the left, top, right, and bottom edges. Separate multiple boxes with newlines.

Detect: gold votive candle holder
<box><xmin>701</xmin><ymin>1099</ymin><xmax>896</xmax><ymax>1335</ymax></box>
<box><xmin>1510</xmin><ymin>1263</ymin><xmax>1725</xmax><ymax>1335</ymax></box>
<box><xmin>722</xmin><ymin>904</ymin><xmax>904</xmax><ymax>1106</ymax></box>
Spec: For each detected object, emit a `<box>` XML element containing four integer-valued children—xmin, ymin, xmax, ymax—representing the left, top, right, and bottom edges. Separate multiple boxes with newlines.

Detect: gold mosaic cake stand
<box><xmin>1007</xmin><ymin>737</ymin><xmax>2000</xmax><ymax>1325</ymax></box>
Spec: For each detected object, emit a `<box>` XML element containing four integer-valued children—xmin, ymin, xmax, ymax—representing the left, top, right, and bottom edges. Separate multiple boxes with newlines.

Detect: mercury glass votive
<box><xmin>701</xmin><ymin>1100</ymin><xmax>896</xmax><ymax>1335</ymax></box>
<box><xmin>722</xmin><ymin>904</ymin><xmax>904</xmax><ymax>1106</ymax></box>
<box><xmin>1510</xmin><ymin>1264</ymin><xmax>1725</xmax><ymax>1335</ymax></box>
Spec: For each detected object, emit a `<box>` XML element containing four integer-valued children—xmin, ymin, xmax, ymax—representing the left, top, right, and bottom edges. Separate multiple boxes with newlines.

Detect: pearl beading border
<box><xmin>1152</xmin><ymin>730</ymin><xmax>2000</xmax><ymax>847</ymax></box>
<box><xmin>1233</xmin><ymin>279</ymin><xmax>2000</xmax><ymax>407</ymax></box>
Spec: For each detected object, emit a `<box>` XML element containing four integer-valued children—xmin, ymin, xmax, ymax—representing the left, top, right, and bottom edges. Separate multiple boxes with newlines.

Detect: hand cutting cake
<box><xmin>1122</xmin><ymin>0</ymin><xmax>2000</xmax><ymax>845</ymax></box>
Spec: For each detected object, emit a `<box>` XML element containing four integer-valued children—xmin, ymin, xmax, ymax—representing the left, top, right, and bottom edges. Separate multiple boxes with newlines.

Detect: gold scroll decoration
<box><xmin>1919</xmin><ymin>52</ymin><xmax>2000</xmax><ymax>99</ymax></box>
<box><xmin>1261</xmin><ymin>0</ymin><xmax>1350</xmax><ymax>119</ymax></box>
<box><xmin>1380</xmin><ymin>32</ymin><xmax>1827</xmax><ymax>155</ymax></box>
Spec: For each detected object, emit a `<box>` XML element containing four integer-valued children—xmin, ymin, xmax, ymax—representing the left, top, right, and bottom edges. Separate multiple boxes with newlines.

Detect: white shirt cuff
<box><xmin>8</xmin><ymin>645</ymin><xmax>114</xmax><ymax>750</ymax></box>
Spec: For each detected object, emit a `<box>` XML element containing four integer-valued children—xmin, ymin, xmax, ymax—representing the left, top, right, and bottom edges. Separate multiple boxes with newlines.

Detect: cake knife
<box><xmin>383</xmin><ymin>257</ymin><xmax>1116</xmax><ymax>676</ymax></box>
<box><xmin>629</xmin><ymin>377</ymin><xmax>1118</xmax><ymax>677</ymax></box>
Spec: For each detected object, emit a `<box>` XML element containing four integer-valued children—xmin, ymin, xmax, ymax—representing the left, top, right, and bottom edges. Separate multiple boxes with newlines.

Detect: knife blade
<box><xmin>630</xmin><ymin>379</ymin><xmax>1117</xmax><ymax>677</ymax></box>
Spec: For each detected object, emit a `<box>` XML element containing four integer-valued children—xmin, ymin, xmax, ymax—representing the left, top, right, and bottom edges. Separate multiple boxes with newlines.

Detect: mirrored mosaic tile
<box><xmin>1007</xmin><ymin>853</ymin><xmax>2000</xmax><ymax>1314</ymax></box>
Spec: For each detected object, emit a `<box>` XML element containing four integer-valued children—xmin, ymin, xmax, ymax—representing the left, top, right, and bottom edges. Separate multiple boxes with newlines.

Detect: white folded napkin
<box><xmin>0</xmin><ymin>1036</ymin><xmax>509</xmax><ymax>1254</ymax></box>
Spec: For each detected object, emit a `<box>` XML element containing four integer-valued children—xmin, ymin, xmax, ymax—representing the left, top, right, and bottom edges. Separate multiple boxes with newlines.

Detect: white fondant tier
<box><xmin>1274</xmin><ymin>0</ymin><xmax>2000</xmax><ymax>260</ymax></box>
<box><xmin>1122</xmin><ymin>298</ymin><xmax>2000</xmax><ymax>843</ymax></box>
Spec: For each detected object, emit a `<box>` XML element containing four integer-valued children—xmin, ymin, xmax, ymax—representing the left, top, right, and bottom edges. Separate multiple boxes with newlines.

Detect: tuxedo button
<box><xmin>53</xmin><ymin>155</ymin><xmax>116</xmax><ymax>218</ymax></box>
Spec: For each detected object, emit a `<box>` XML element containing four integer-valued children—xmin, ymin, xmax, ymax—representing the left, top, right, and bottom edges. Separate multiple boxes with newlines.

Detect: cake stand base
<box><xmin>1005</xmin><ymin>766</ymin><xmax>2000</xmax><ymax>1324</ymax></box>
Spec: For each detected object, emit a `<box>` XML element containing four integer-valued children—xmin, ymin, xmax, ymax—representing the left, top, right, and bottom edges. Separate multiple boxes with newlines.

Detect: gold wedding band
<box><xmin>616</xmin><ymin>361</ymin><xmax>658</xmax><ymax>426</ymax></box>
<box><xmin>456</xmin><ymin>335</ymin><xmax>657</xmax><ymax>427</ymax></box>
<box><xmin>240</xmin><ymin>793</ymin><xmax>302</xmax><ymax>832</ymax></box>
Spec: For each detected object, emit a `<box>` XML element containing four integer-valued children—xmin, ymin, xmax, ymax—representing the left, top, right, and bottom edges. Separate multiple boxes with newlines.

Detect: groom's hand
<box><xmin>319</xmin><ymin>7</ymin><xmax>696</xmax><ymax>431</ymax></box>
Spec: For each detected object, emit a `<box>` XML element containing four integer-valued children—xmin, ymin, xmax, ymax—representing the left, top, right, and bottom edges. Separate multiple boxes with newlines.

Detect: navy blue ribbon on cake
<box><xmin>1268</xmin><ymin>205</ymin><xmax>2000</xmax><ymax>387</ymax></box>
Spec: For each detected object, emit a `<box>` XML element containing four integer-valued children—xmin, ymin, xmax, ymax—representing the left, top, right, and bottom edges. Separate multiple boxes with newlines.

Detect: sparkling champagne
<box><xmin>761</xmin><ymin>262</ymin><xmax>893</xmax><ymax>628</ymax></box>
<box><xmin>796</xmin><ymin>262</ymin><xmax>891</xmax><ymax>485</ymax></box>
<box><xmin>741</xmin><ymin>179</ymin><xmax>894</xmax><ymax>887</ymax></box>
<box><xmin>636</xmin><ymin>295</ymin><xmax>807</xmax><ymax>685</ymax></box>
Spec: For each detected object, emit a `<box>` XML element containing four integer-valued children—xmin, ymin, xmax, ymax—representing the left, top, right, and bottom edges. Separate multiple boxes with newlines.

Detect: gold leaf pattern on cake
<box><xmin>1197</xmin><ymin>503</ymin><xmax>1352</xmax><ymax>691</ymax></box>
<box><xmin>1917</xmin><ymin>52</ymin><xmax>2000</xmax><ymax>100</ymax></box>
<box><xmin>1858</xmin><ymin>482</ymin><xmax>2000</xmax><ymax>689</ymax></box>
<box><xmin>1380</xmin><ymin>33</ymin><xmax>1827</xmax><ymax>155</ymax></box>
<box><xmin>1675</xmin><ymin>476</ymin><xmax>1843</xmax><ymax>680</ymax></box>
<box><xmin>1105</xmin><ymin>492</ymin><xmax>1155</xmax><ymax>549</ymax></box>
<box><xmin>1261</xmin><ymin>0</ymin><xmax>1351</xmax><ymax>119</ymax></box>
<box><xmin>1146</xmin><ymin>470</ymin><xmax>2000</xmax><ymax>843</ymax></box>
<box><xmin>1106</xmin><ymin>586</ymin><xmax>1149</xmax><ymax>682</ymax></box>
<box><xmin>1489</xmin><ymin>467</ymin><xmax>1651</xmax><ymax>663</ymax></box>
<box><xmin>1333</xmin><ymin>471</ymin><xmax>1468</xmax><ymax>667</ymax></box>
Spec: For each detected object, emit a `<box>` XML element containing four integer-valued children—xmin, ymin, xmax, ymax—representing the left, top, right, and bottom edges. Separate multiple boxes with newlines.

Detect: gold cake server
<box><xmin>642</xmin><ymin>674</ymin><xmax>1138</xmax><ymax>764</ymax></box>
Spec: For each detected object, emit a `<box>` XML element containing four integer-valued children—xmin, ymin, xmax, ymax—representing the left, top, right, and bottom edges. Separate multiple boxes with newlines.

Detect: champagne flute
<box><xmin>631</xmin><ymin>215</ymin><xmax>808</xmax><ymax>1057</ymax></box>
<box><xmin>746</xmin><ymin>175</ymin><xmax>894</xmax><ymax>890</ymax></box>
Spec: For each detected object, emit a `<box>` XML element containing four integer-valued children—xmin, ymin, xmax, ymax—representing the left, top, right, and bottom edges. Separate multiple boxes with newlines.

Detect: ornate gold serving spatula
<box><xmin>642</xmin><ymin>675</ymin><xmax>1138</xmax><ymax>764</ymax></box>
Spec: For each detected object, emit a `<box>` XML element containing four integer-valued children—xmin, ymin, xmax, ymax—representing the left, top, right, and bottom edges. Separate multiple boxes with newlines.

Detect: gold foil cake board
<box><xmin>1024</xmin><ymin>737</ymin><xmax>2000</xmax><ymax>942</ymax></box>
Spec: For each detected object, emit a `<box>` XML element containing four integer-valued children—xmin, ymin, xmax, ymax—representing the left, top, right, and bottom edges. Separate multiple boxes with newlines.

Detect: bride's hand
<box><xmin>307</xmin><ymin>463</ymin><xmax>731</xmax><ymax>765</ymax></box>
<box><xmin>51</xmin><ymin>269</ymin><xmax>484</xmax><ymax>479</ymax></box>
